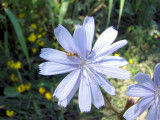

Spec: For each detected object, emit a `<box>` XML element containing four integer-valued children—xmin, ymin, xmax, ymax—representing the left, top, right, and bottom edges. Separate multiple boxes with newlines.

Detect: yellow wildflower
<box><xmin>28</xmin><ymin>33</ymin><xmax>37</xmax><ymax>42</ymax></box>
<box><xmin>24</xmin><ymin>83</ymin><xmax>31</xmax><ymax>91</ymax></box>
<box><xmin>30</xmin><ymin>24</ymin><xmax>37</xmax><ymax>29</ymax></box>
<box><xmin>32</xmin><ymin>48</ymin><xmax>37</xmax><ymax>54</ymax></box>
<box><xmin>42</xmin><ymin>31</ymin><xmax>47</xmax><ymax>36</ymax></box>
<box><xmin>53</xmin><ymin>36</ymin><xmax>56</xmax><ymax>40</ymax></box>
<box><xmin>7</xmin><ymin>60</ymin><xmax>14</xmax><ymax>67</ymax></box>
<box><xmin>13</xmin><ymin>61</ymin><xmax>21</xmax><ymax>69</ymax></box>
<box><xmin>17</xmin><ymin>84</ymin><xmax>25</xmax><ymax>93</ymax></box>
<box><xmin>129</xmin><ymin>59</ymin><xmax>133</xmax><ymax>64</ymax></box>
<box><xmin>18</xmin><ymin>13</ymin><xmax>25</xmax><ymax>18</ymax></box>
<box><xmin>8</xmin><ymin>61</ymin><xmax>21</xmax><ymax>69</ymax></box>
<box><xmin>10</xmin><ymin>73</ymin><xmax>18</xmax><ymax>82</ymax></box>
<box><xmin>37</xmin><ymin>34</ymin><xmax>42</xmax><ymax>38</ymax></box>
<box><xmin>6</xmin><ymin>110</ymin><xmax>14</xmax><ymax>117</ymax></box>
<box><xmin>52</xmin><ymin>43</ymin><xmax>57</xmax><ymax>48</ymax></box>
<box><xmin>154</xmin><ymin>34</ymin><xmax>158</xmax><ymax>39</ymax></box>
<box><xmin>114</xmin><ymin>53</ymin><xmax>119</xmax><ymax>57</ymax></box>
<box><xmin>38</xmin><ymin>41</ymin><xmax>45</xmax><ymax>46</ymax></box>
<box><xmin>39</xmin><ymin>87</ymin><xmax>46</xmax><ymax>95</ymax></box>
<box><xmin>45</xmin><ymin>92</ymin><xmax>52</xmax><ymax>100</ymax></box>
<box><xmin>60</xmin><ymin>47</ymin><xmax>65</xmax><ymax>52</ymax></box>
<box><xmin>39</xmin><ymin>27</ymin><xmax>43</xmax><ymax>32</ymax></box>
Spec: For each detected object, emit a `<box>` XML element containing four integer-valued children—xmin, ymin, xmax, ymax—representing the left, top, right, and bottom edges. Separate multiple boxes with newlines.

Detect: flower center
<box><xmin>79</xmin><ymin>59</ymin><xmax>89</xmax><ymax>70</ymax></box>
<box><xmin>155</xmin><ymin>88</ymin><xmax>160</xmax><ymax>97</ymax></box>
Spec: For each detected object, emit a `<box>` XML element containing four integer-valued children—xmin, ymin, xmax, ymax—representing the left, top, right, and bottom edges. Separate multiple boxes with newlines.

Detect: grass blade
<box><xmin>33</xmin><ymin>100</ymin><xmax>42</xmax><ymax>119</ymax></box>
<box><xmin>4</xmin><ymin>31</ymin><xmax>10</xmax><ymax>59</ymax></box>
<box><xmin>106</xmin><ymin>0</ymin><xmax>113</xmax><ymax>27</ymax></box>
<box><xmin>5</xmin><ymin>8</ymin><xmax>30</xmax><ymax>68</ymax></box>
<box><xmin>117</xmin><ymin>0</ymin><xmax>125</xmax><ymax>29</ymax></box>
<box><xmin>47</xmin><ymin>0</ymin><xmax>55</xmax><ymax>29</ymax></box>
<box><xmin>58</xmin><ymin>0</ymin><xmax>70</xmax><ymax>24</ymax></box>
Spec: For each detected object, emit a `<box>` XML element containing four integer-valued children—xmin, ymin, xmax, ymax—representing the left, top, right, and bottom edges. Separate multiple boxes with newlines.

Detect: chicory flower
<box><xmin>124</xmin><ymin>63</ymin><xmax>160</xmax><ymax>120</ymax></box>
<box><xmin>39</xmin><ymin>16</ymin><xmax>130</xmax><ymax>112</ymax></box>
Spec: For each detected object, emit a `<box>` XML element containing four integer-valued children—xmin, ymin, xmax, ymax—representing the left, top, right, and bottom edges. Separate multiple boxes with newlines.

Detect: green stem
<box><xmin>17</xmin><ymin>70</ymin><xmax>23</xmax><ymax>83</ymax></box>
<box><xmin>104</xmin><ymin>96</ymin><xmax>124</xmax><ymax>120</ymax></box>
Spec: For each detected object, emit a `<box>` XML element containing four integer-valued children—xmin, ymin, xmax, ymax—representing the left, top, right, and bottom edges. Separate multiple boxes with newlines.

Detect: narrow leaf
<box><xmin>5</xmin><ymin>8</ymin><xmax>30</xmax><ymax>67</ymax></box>
<box><xmin>58</xmin><ymin>0</ymin><xmax>70</xmax><ymax>24</ymax></box>
<box><xmin>4</xmin><ymin>31</ymin><xmax>10</xmax><ymax>59</ymax></box>
<box><xmin>47</xmin><ymin>0</ymin><xmax>55</xmax><ymax>29</ymax></box>
<box><xmin>33</xmin><ymin>100</ymin><xmax>42</xmax><ymax>118</ymax></box>
<box><xmin>117</xmin><ymin>0</ymin><xmax>125</xmax><ymax>29</ymax></box>
<box><xmin>106</xmin><ymin>0</ymin><xmax>113</xmax><ymax>27</ymax></box>
<box><xmin>0</xmin><ymin>14</ymin><xmax>5</xmax><ymax>19</ymax></box>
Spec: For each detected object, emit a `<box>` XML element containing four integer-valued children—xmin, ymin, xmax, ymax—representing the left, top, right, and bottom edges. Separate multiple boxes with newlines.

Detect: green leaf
<box><xmin>117</xmin><ymin>0</ymin><xmax>125</xmax><ymax>29</ymax></box>
<box><xmin>47</xmin><ymin>0</ymin><xmax>55</xmax><ymax>29</ymax></box>
<box><xmin>33</xmin><ymin>100</ymin><xmax>42</xmax><ymax>118</ymax></box>
<box><xmin>4</xmin><ymin>86</ymin><xmax>19</xmax><ymax>97</ymax></box>
<box><xmin>5</xmin><ymin>8</ymin><xmax>30</xmax><ymax>68</ymax></box>
<box><xmin>0</xmin><ymin>14</ymin><xmax>5</xmax><ymax>19</ymax></box>
<box><xmin>4</xmin><ymin>31</ymin><xmax>10</xmax><ymax>59</ymax></box>
<box><xmin>58</xmin><ymin>0</ymin><xmax>70</xmax><ymax>24</ymax></box>
<box><xmin>106</xmin><ymin>0</ymin><xmax>113</xmax><ymax>27</ymax></box>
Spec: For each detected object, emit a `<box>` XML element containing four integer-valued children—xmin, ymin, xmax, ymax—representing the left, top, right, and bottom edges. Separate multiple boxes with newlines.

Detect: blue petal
<box><xmin>73</xmin><ymin>25</ymin><xmax>87</xmax><ymax>59</ymax></box>
<box><xmin>54</xmin><ymin>69</ymin><xmax>80</xmax><ymax>100</ymax></box>
<box><xmin>39</xmin><ymin>62</ymin><xmax>77</xmax><ymax>76</ymax></box>
<box><xmin>95</xmin><ymin>56</ymin><xmax>128</xmax><ymax>68</ymax></box>
<box><xmin>95</xmin><ymin>65</ymin><xmax>130</xmax><ymax>79</ymax></box>
<box><xmin>57</xmin><ymin>71</ymin><xmax>81</xmax><ymax>107</ymax></box>
<box><xmin>126</xmin><ymin>84</ymin><xmax>154</xmax><ymax>97</ymax></box>
<box><xmin>79</xmin><ymin>70</ymin><xmax>91</xmax><ymax>112</ymax></box>
<box><xmin>154</xmin><ymin>63</ymin><xmax>160</xmax><ymax>88</ymax></box>
<box><xmin>40</xmin><ymin>48</ymin><xmax>80</xmax><ymax>64</ymax></box>
<box><xmin>146</xmin><ymin>102</ymin><xmax>157</xmax><ymax>120</ymax></box>
<box><xmin>92</xmin><ymin>27</ymin><xmax>118</xmax><ymax>56</ymax></box>
<box><xmin>93</xmin><ymin>72</ymin><xmax>116</xmax><ymax>95</ymax></box>
<box><xmin>83</xmin><ymin>16</ymin><xmax>95</xmax><ymax>54</ymax></box>
<box><xmin>88</xmin><ymin>73</ymin><xmax>105</xmax><ymax>109</ymax></box>
<box><xmin>92</xmin><ymin>40</ymin><xmax>127</xmax><ymax>59</ymax></box>
<box><xmin>54</xmin><ymin>25</ymin><xmax>77</xmax><ymax>53</ymax></box>
<box><xmin>134</xmin><ymin>72</ymin><xmax>156</xmax><ymax>91</ymax></box>
<box><xmin>123</xmin><ymin>96</ymin><xmax>154</xmax><ymax>120</ymax></box>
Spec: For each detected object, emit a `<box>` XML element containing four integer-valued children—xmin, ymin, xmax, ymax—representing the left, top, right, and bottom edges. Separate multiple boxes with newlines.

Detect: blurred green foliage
<box><xmin>0</xmin><ymin>0</ymin><xmax>160</xmax><ymax>119</ymax></box>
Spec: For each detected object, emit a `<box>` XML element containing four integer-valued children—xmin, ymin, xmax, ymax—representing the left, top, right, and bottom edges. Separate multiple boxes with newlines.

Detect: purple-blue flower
<box><xmin>39</xmin><ymin>16</ymin><xmax>130</xmax><ymax>112</ymax></box>
<box><xmin>123</xmin><ymin>63</ymin><xmax>160</xmax><ymax>120</ymax></box>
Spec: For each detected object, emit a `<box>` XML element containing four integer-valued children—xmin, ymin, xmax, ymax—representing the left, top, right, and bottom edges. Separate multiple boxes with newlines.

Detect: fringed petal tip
<box><xmin>53</xmin><ymin>93</ymin><xmax>60</xmax><ymax>100</ymax></box>
<box><xmin>58</xmin><ymin>103</ymin><xmax>66</xmax><ymax>108</ymax></box>
<box><xmin>58</xmin><ymin>101</ymin><xmax>67</xmax><ymax>108</ymax></box>
<box><xmin>110</xmin><ymin>91</ymin><xmax>116</xmax><ymax>96</ymax></box>
<box><xmin>53</xmin><ymin>95</ymin><xmax>67</xmax><ymax>108</ymax></box>
<box><xmin>53</xmin><ymin>93</ymin><xmax>56</xmax><ymax>98</ymax></box>
<box><xmin>109</xmin><ymin>26</ymin><xmax>117</xmax><ymax>32</ymax></box>
<box><xmin>54</xmin><ymin>24</ymin><xmax>62</xmax><ymax>30</ymax></box>
<box><xmin>80</xmin><ymin>109</ymin><xmax>91</xmax><ymax>113</ymax></box>
<box><xmin>84</xmin><ymin>16</ymin><xmax>94</xmax><ymax>20</ymax></box>
<box><xmin>39</xmin><ymin>48</ymin><xmax>50</xmax><ymax>57</ymax></box>
<box><xmin>122</xmin><ymin>39</ymin><xmax>128</xmax><ymax>44</ymax></box>
<box><xmin>38</xmin><ymin>72</ymin><xmax>50</xmax><ymax>76</ymax></box>
<box><xmin>96</xmin><ymin>104</ymin><xmax>105</xmax><ymax>109</ymax></box>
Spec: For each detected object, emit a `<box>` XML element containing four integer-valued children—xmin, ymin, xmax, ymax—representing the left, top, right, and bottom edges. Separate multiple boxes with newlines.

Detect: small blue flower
<box><xmin>39</xmin><ymin>16</ymin><xmax>130</xmax><ymax>112</ymax></box>
<box><xmin>124</xmin><ymin>63</ymin><xmax>160</xmax><ymax>120</ymax></box>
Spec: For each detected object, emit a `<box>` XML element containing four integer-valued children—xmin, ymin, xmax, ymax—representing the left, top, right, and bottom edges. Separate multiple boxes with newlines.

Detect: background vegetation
<box><xmin>0</xmin><ymin>0</ymin><xmax>160</xmax><ymax>119</ymax></box>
